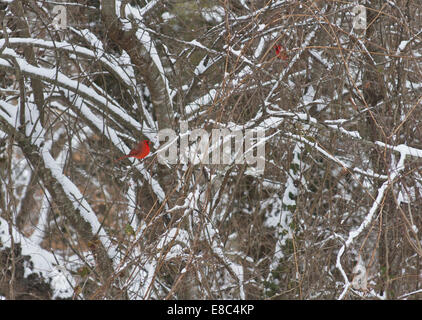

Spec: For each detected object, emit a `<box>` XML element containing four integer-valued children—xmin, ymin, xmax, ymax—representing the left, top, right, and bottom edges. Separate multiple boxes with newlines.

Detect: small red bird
<box><xmin>274</xmin><ymin>44</ymin><xmax>288</xmax><ymax>61</ymax></box>
<box><xmin>115</xmin><ymin>140</ymin><xmax>150</xmax><ymax>162</ymax></box>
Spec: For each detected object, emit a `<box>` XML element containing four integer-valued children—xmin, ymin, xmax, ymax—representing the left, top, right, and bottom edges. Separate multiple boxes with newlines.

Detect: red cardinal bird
<box><xmin>274</xmin><ymin>44</ymin><xmax>288</xmax><ymax>61</ymax></box>
<box><xmin>115</xmin><ymin>140</ymin><xmax>150</xmax><ymax>162</ymax></box>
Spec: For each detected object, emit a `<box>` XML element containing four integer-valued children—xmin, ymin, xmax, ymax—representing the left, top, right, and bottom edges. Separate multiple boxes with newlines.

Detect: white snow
<box><xmin>0</xmin><ymin>216</ymin><xmax>75</xmax><ymax>299</ymax></box>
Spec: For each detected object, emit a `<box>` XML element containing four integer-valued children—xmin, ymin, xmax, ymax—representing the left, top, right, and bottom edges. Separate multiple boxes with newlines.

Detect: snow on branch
<box><xmin>0</xmin><ymin>38</ymin><xmax>133</xmax><ymax>87</ymax></box>
<box><xmin>0</xmin><ymin>52</ymin><xmax>141</xmax><ymax>132</ymax></box>
<box><xmin>0</xmin><ymin>216</ymin><xmax>75</xmax><ymax>299</ymax></box>
<box><xmin>336</xmin><ymin>151</ymin><xmax>407</xmax><ymax>300</ymax></box>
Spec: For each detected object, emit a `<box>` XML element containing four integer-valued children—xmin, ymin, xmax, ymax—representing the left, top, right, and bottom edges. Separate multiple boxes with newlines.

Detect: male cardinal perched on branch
<box><xmin>115</xmin><ymin>140</ymin><xmax>150</xmax><ymax>162</ymax></box>
<box><xmin>274</xmin><ymin>44</ymin><xmax>288</xmax><ymax>61</ymax></box>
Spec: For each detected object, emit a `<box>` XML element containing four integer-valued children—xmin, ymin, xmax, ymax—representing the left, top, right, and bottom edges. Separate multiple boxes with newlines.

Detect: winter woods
<box><xmin>1</xmin><ymin>0</ymin><xmax>422</xmax><ymax>300</ymax></box>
